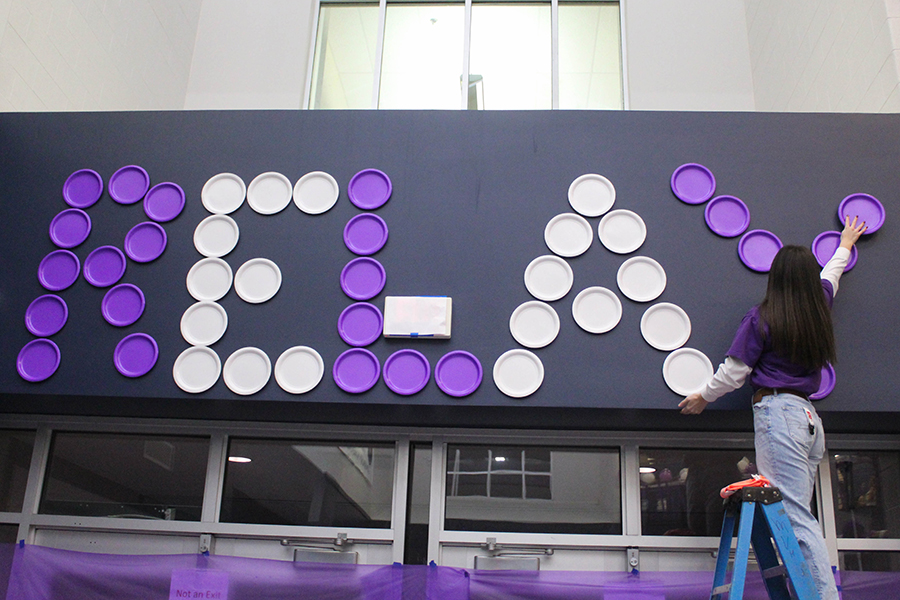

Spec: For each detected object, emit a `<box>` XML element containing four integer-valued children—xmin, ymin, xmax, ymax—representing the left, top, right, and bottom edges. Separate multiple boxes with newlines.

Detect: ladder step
<box><xmin>762</xmin><ymin>564</ymin><xmax>787</xmax><ymax>580</ymax></box>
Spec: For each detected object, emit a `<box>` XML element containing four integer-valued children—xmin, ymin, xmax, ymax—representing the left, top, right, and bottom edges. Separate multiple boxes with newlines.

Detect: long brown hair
<box><xmin>758</xmin><ymin>245</ymin><xmax>836</xmax><ymax>370</ymax></box>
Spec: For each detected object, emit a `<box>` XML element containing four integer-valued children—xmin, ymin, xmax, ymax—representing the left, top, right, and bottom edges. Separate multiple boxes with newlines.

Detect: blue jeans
<box><xmin>753</xmin><ymin>392</ymin><xmax>838</xmax><ymax>600</ymax></box>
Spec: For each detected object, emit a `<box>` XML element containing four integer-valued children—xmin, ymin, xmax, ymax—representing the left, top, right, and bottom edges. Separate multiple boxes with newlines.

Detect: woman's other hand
<box><xmin>679</xmin><ymin>393</ymin><xmax>708</xmax><ymax>415</ymax></box>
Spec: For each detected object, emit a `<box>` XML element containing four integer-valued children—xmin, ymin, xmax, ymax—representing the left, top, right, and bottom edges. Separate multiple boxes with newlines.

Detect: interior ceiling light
<box><xmin>228</xmin><ymin>456</ymin><xmax>252</xmax><ymax>463</ymax></box>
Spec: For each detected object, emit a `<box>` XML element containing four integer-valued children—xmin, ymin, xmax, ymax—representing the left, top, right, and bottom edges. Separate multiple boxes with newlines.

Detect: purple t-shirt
<box><xmin>726</xmin><ymin>280</ymin><xmax>834</xmax><ymax>395</ymax></box>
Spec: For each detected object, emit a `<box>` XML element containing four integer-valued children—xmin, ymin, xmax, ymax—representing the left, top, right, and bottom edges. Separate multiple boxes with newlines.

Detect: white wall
<box><xmin>0</xmin><ymin>0</ymin><xmax>203</xmax><ymax>112</ymax></box>
<box><xmin>745</xmin><ymin>0</ymin><xmax>900</xmax><ymax>112</ymax></box>
<box><xmin>183</xmin><ymin>0</ymin><xmax>316</xmax><ymax>109</ymax></box>
<box><xmin>3</xmin><ymin>0</ymin><xmax>899</xmax><ymax>113</ymax></box>
<box><xmin>623</xmin><ymin>0</ymin><xmax>756</xmax><ymax>111</ymax></box>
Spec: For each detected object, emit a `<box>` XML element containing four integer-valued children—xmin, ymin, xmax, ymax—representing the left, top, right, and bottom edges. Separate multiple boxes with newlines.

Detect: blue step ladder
<box><xmin>710</xmin><ymin>486</ymin><xmax>819</xmax><ymax>600</ymax></box>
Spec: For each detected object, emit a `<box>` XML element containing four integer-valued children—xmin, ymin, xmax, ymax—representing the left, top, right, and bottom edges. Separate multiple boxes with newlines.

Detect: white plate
<box><xmin>598</xmin><ymin>209</ymin><xmax>647</xmax><ymax>254</ymax></box>
<box><xmin>509</xmin><ymin>301</ymin><xmax>560</xmax><ymax>348</ymax></box>
<box><xmin>180</xmin><ymin>301</ymin><xmax>228</xmax><ymax>346</ymax></box>
<box><xmin>571</xmin><ymin>286</ymin><xmax>622</xmax><ymax>334</ymax></box>
<box><xmin>663</xmin><ymin>347</ymin><xmax>713</xmax><ymax>395</ymax></box>
<box><xmin>201</xmin><ymin>173</ymin><xmax>246</xmax><ymax>214</ymax></box>
<box><xmin>617</xmin><ymin>256</ymin><xmax>667</xmax><ymax>302</ymax></box>
<box><xmin>544</xmin><ymin>213</ymin><xmax>593</xmax><ymax>258</ymax></box>
<box><xmin>274</xmin><ymin>346</ymin><xmax>324</xmax><ymax>394</ymax></box>
<box><xmin>293</xmin><ymin>171</ymin><xmax>339</xmax><ymax>215</ymax></box>
<box><xmin>172</xmin><ymin>346</ymin><xmax>221</xmax><ymax>393</ymax></box>
<box><xmin>223</xmin><ymin>347</ymin><xmax>271</xmax><ymax>395</ymax></box>
<box><xmin>568</xmin><ymin>173</ymin><xmax>615</xmax><ymax>217</ymax></box>
<box><xmin>247</xmin><ymin>171</ymin><xmax>292</xmax><ymax>215</ymax></box>
<box><xmin>194</xmin><ymin>214</ymin><xmax>239</xmax><ymax>258</ymax></box>
<box><xmin>641</xmin><ymin>302</ymin><xmax>691</xmax><ymax>351</ymax></box>
<box><xmin>493</xmin><ymin>349</ymin><xmax>544</xmax><ymax>398</ymax></box>
<box><xmin>234</xmin><ymin>258</ymin><xmax>282</xmax><ymax>304</ymax></box>
<box><xmin>524</xmin><ymin>255</ymin><xmax>573</xmax><ymax>301</ymax></box>
<box><xmin>186</xmin><ymin>257</ymin><xmax>233</xmax><ymax>301</ymax></box>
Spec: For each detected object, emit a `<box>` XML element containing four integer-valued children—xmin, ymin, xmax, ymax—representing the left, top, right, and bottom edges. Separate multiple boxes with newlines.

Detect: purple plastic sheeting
<box><xmin>49</xmin><ymin>208</ymin><xmax>91</xmax><ymax>248</ymax></box>
<box><xmin>4</xmin><ymin>544</ymin><xmax>897</xmax><ymax>600</ymax></box>
<box><xmin>3</xmin><ymin>545</ymin><xmax>470</xmax><ymax>600</ymax></box>
<box><xmin>109</xmin><ymin>165</ymin><xmax>150</xmax><ymax>204</ymax></box>
<box><xmin>62</xmin><ymin>169</ymin><xmax>103</xmax><ymax>208</ymax></box>
<box><xmin>38</xmin><ymin>249</ymin><xmax>80</xmax><ymax>291</ymax></box>
<box><xmin>124</xmin><ymin>221</ymin><xmax>167</xmax><ymax>263</ymax></box>
<box><xmin>344</xmin><ymin>213</ymin><xmax>389</xmax><ymax>255</ymax></box>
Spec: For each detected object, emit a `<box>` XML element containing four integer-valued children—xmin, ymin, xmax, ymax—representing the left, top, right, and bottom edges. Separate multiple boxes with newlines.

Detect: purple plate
<box><xmin>17</xmin><ymin>339</ymin><xmax>60</xmax><ymax>382</ymax></box>
<box><xmin>344</xmin><ymin>213</ymin><xmax>389</xmax><ymax>255</ymax></box>
<box><xmin>340</xmin><ymin>257</ymin><xmax>386</xmax><ymax>300</ymax></box>
<box><xmin>670</xmin><ymin>163</ymin><xmax>716</xmax><ymax>205</ymax></box>
<box><xmin>333</xmin><ymin>348</ymin><xmax>380</xmax><ymax>393</ymax></box>
<box><xmin>25</xmin><ymin>294</ymin><xmax>68</xmax><ymax>336</ymax></box>
<box><xmin>383</xmin><ymin>349</ymin><xmax>430</xmax><ymax>396</ymax></box>
<box><xmin>435</xmin><ymin>350</ymin><xmax>483</xmax><ymax>397</ymax></box>
<box><xmin>124</xmin><ymin>221</ymin><xmax>167</xmax><ymax>263</ymax></box>
<box><xmin>704</xmin><ymin>195</ymin><xmax>750</xmax><ymax>238</ymax></box>
<box><xmin>144</xmin><ymin>182</ymin><xmax>185</xmax><ymax>222</ymax></box>
<box><xmin>84</xmin><ymin>245</ymin><xmax>127</xmax><ymax>287</ymax></box>
<box><xmin>338</xmin><ymin>302</ymin><xmax>383</xmax><ymax>347</ymax></box>
<box><xmin>49</xmin><ymin>208</ymin><xmax>91</xmax><ymax>248</ymax></box>
<box><xmin>738</xmin><ymin>229</ymin><xmax>783</xmax><ymax>273</ymax></box>
<box><xmin>348</xmin><ymin>169</ymin><xmax>392</xmax><ymax>210</ymax></box>
<box><xmin>102</xmin><ymin>283</ymin><xmax>145</xmax><ymax>327</ymax></box>
<box><xmin>109</xmin><ymin>165</ymin><xmax>150</xmax><ymax>204</ymax></box>
<box><xmin>810</xmin><ymin>363</ymin><xmax>836</xmax><ymax>400</ymax></box>
<box><xmin>811</xmin><ymin>231</ymin><xmax>858</xmax><ymax>271</ymax></box>
<box><xmin>62</xmin><ymin>169</ymin><xmax>103</xmax><ymax>208</ymax></box>
<box><xmin>114</xmin><ymin>333</ymin><xmax>158</xmax><ymax>377</ymax></box>
<box><xmin>838</xmin><ymin>193</ymin><xmax>885</xmax><ymax>234</ymax></box>
<box><xmin>38</xmin><ymin>249</ymin><xmax>80</xmax><ymax>291</ymax></box>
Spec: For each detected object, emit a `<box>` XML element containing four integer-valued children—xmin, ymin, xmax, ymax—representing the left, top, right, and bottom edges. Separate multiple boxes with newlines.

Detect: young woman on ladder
<box><xmin>679</xmin><ymin>215</ymin><xmax>868</xmax><ymax>600</ymax></box>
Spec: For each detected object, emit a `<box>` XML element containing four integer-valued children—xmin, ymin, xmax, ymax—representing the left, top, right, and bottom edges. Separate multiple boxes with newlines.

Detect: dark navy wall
<box><xmin>0</xmin><ymin>110</ymin><xmax>896</xmax><ymax>432</ymax></box>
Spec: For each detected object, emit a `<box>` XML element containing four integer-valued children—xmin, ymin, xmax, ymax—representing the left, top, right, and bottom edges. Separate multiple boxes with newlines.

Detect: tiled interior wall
<box><xmin>745</xmin><ymin>0</ymin><xmax>900</xmax><ymax>112</ymax></box>
<box><xmin>0</xmin><ymin>0</ymin><xmax>203</xmax><ymax>111</ymax></box>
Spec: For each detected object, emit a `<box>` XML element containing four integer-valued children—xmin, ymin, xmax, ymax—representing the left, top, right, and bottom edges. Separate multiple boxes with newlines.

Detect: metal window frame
<box><xmin>0</xmin><ymin>415</ymin><xmax>898</xmax><ymax>566</ymax></box>
<box><xmin>304</xmin><ymin>0</ymin><xmax>626</xmax><ymax>110</ymax></box>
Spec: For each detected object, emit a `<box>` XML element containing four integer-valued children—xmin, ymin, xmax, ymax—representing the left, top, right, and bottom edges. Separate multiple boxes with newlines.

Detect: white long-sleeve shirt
<box><xmin>699</xmin><ymin>246</ymin><xmax>852</xmax><ymax>403</ymax></box>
